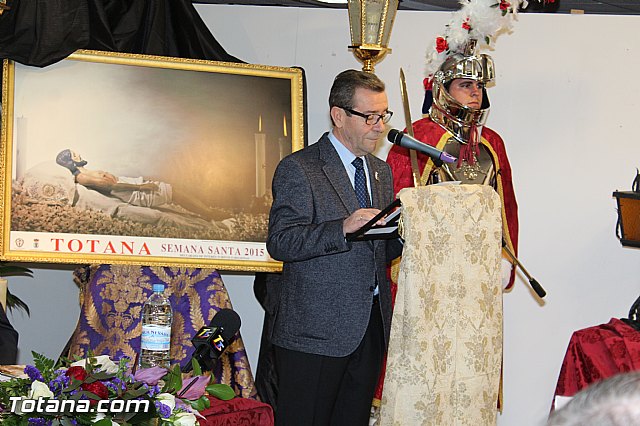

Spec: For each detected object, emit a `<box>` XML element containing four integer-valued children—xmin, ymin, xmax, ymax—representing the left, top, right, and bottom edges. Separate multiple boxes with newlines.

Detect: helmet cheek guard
<box><xmin>428</xmin><ymin>40</ymin><xmax>495</xmax><ymax>144</ymax></box>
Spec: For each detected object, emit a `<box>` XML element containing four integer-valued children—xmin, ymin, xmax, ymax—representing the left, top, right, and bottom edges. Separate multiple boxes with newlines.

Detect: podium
<box><xmin>380</xmin><ymin>185</ymin><xmax>503</xmax><ymax>425</ymax></box>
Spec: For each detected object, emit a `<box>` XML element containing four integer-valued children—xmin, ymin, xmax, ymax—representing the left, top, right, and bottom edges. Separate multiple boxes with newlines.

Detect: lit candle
<box><xmin>15</xmin><ymin>116</ymin><xmax>28</xmax><ymax>180</ymax></box>
<box><xmin>283</xmin><ymin>114</ymin><xmax>288</xmax><ymax>138</ymax></box>
<box><xmin>278</xmin><ymin>114</ymin><xmax>289</xmax><ymax>161</ymax></box>
<box><xmin>255</xmin><ymin>115</ymin><xmax>267</xmax><ymax>198</ymax></box>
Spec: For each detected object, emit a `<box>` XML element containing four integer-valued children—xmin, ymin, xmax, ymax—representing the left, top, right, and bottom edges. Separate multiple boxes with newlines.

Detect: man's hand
<box><xmin>137</xmin><ymin>182</ymin><xmax>159</xmax><ymax>191</ymax></box>
<box><xmin>76</xmin><ymin>170</ymin><xmax>118</xmax><ymax>191</ymax></box>
<box><xmin>343</xmin><ymin>208</ymin><xmax>385</xmax><ymax>236</ymax></box>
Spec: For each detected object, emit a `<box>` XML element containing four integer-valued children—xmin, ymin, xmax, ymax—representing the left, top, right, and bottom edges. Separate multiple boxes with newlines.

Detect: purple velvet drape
<box><xmin>68</xmin><ymin>264</ymin><xmax>257</xmax><ymax>398</ymax></box>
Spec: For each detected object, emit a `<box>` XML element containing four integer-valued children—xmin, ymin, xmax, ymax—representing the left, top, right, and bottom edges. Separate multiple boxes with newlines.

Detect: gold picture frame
<box><xmin>1</xmin><ymin>50</ymin><xmax>305</xmax><ymax>271</ymax></box>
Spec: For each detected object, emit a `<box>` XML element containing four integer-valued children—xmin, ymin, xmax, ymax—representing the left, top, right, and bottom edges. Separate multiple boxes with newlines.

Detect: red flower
<box><xmin>82</xmin><ymin>381</ymin><xmax>109</xmax><ymax>405</ymax></box>
<box><xmin>462</xmin><ymin>19</ymin><xmax>471</xmax><ymax>31</ymax></box>
<box><xmin>66</xmin><ymin>366</ymin><xmax>88</xmax><ymax>382</ymax></box>
<box><xmin>499</xmin><ymin>0</ymin><xmax>510</xmax><ymax>10</ymax></box>
<box><xmin>435</xmin><ymin>37</ymin><xmax>448</xmax><ymax>53</ymax></box>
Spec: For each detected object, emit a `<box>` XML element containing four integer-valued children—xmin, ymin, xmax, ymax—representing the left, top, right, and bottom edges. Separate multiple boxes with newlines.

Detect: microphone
<box><xmin>387</xmin><ymin>129</ymin><xmax>457</xmax><ymax>167</ymax></box>
<box><xmin>181</xmin><ymin>308</ymin><xmax>241</xmax><ymax>373</ymax></box>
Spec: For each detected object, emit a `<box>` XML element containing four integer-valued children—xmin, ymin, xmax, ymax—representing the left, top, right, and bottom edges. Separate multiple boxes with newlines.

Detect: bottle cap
<box><xmin>152</xmin><ymin>283</ymin><xmax>165</xmax><ymax>293</ymax></box>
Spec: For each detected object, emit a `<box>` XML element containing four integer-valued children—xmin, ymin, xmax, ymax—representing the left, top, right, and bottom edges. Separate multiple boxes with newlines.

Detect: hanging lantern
<box><xmin>613</xmin><ymin>170</ymin><xmax>640</xmax><ymax>248</ymax></box>
<box><xmin>347</xmin><ymin>0</ymin><xmax>398</xmax><ymax>73</ymax></box>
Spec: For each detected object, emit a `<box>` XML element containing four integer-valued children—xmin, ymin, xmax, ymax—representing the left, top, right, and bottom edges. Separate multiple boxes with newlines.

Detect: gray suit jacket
<box><xmin>266</xmin><ymin>133</ymin><xmax>402</xmax><ymax>357</ymax></box>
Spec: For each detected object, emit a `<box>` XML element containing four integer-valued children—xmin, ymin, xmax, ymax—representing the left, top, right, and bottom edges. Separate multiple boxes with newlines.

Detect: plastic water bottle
<box><xmin>139</xmin><ymin>283</ymin><xmax>173</xmax><ymax>369</ymax></box>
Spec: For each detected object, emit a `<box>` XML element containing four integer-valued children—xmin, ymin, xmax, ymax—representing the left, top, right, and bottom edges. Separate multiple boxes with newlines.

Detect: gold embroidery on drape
<box><xmin>381</xmin><ymin>185</ymin><xmax>502</xmax><ymax>426</ymax></box>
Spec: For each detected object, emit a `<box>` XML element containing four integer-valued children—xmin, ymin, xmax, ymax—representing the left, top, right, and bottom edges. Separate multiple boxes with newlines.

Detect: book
<box><xmin>346</xmin><ymin>199</ymin><xmax>401</xmax><ymax>241</ymax></box>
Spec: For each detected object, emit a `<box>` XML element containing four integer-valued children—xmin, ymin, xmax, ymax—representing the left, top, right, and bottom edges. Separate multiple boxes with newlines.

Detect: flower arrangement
<box><xmin>0</xmin><ymin>352</ymin><xmax>235</xmax><ymax>426</ymax></box>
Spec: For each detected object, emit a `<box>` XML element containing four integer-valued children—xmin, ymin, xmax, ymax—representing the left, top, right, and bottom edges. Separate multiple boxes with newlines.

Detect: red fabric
<box><xmin>373</xmin><ymin>269</ymin><xmax>398</xmax><ymax>406</ymax></box>
<box><xmin>199</xmin><ymin>396</ymin><xmax>274</xmax><ymax>426</ymax></box>
<box><xmin>374</xmin><ymin>117</ymin><xmax>520</xmax><ymax>403</ymax></box>
<box><xmin>554</xmin><ymin>318</ymin><xmax>640</xmax><ymax>399</ymax></box>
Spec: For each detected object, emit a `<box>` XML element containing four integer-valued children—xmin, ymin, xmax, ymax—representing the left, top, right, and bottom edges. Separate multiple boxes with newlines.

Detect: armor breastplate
<box><xmin>427</xmin><ymin>136</ymin><xmax>495</xmax><ymax>185</ymax></box>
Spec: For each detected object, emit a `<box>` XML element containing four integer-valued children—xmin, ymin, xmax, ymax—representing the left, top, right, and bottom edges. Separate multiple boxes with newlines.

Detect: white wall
<box><xmin>9</xmin><ymin>6</ymin><xmax>640</xmax><ymax>426</ymax></box>
<box><xmin>191</xmin><ymin>6</ymin><xmax>640</xmax><ymax>424</ymax></box>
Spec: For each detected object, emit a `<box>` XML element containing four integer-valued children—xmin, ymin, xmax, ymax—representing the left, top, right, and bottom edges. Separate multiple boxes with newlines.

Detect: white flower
<box><xmin>70</xmin><ymin>355</ymin><xmax>119</xmax><ymax>374</ymax></box>
<box><xmin>172</xmin><ymin>412</ymin><xmax>197</xmax><ymax>426</ymax></box>
<box><xmin>28</xmin><ymin>380</ymin><xmax>54</xmax><ymax>399</ymax></box>
<box><xmin>156</xmin><ymin>393</ymin><xmax>176</xmax><ymax>412</ymax></box>
<box><xmin>93</xmin><ymin>412</ymin><xmax>121</xmax><ymax>425</ymax></box>
<box><xmin>424</xmin><ymin>0</ymin><xmax>527</xmax><ymax>75</ymax></box>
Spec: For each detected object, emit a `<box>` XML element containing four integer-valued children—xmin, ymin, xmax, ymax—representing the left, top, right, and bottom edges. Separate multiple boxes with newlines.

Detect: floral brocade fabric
<box><xmin>554</xmin><ymin>318</ymin><xmax>640</xmax><ymax>401</ymax></box>
<box><xmin>67</xmin><ymin>265</ymin><xmax>256</xmax><ymax>399</ymax></box>
<box><xmin>380</xmin><ymin>185</ymin><xmax>503</xmax><ymax>426</ymax></box>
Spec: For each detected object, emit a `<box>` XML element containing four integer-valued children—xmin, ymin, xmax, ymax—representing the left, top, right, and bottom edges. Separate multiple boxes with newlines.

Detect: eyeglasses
<box><xmin>341</xmin><ymin>107</ymin><xmax>393</xmax><ymax>125</ymax></box>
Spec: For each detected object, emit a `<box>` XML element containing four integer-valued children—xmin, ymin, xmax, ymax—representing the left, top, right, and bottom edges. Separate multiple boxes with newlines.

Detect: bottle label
<box><xmin>141</xmin><ymin>324</ymin><xmax>171</xmax><ymax>351</ymax></box>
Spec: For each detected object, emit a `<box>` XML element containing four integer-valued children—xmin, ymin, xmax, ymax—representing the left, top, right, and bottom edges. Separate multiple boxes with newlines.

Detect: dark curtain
<box><xmin>0</xmin><ymin>308</ymin><xmax>18</xmax><ymax>365</ymax></box>
<box><xmin>0</xmin><ymin>0</ymin><xmax>242</xmax><ymax>67</ymax></box>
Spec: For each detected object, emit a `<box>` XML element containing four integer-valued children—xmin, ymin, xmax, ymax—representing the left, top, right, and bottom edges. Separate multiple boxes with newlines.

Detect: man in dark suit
<box><xmin>267</xmin><ymin>69</ymin><xmax>403</xmax><ymax>425</ymax></box>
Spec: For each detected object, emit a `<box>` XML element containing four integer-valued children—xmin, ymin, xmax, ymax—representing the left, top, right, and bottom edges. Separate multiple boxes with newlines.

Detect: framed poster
<box><xmin>1</xmin><ymin>50</ymin><xmax>305</xmax><ymax>271</ymax></box>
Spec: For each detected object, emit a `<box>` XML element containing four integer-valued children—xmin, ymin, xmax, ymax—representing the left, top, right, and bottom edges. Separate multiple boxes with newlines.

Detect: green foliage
<box><xmin>191</xmin><ymin>357</ymin><xmax>202</xmax><ymax>376</ymax></box>
<box><xmin>162</xmin><ymin>363</ymin><xmax>183</xmax><ymax>394</ymax></box>
<box><xmin>187</xmin><ymin>395</ymin><xmax>210</xmax><ymax>411</ymax></box>
<box><xmin>32</xmin><ymin>350</ymin><xmax>56</xmax><ymax>372</ymax></box>
<box><xmin>206</xmin><ymin>383</ymin><xmax>236</xmax><ymax>401</ymax></box>
<box><xmin>0</xmin><ymin>262</ymin><xmax>32</xmax><ymax>315</ymax></box>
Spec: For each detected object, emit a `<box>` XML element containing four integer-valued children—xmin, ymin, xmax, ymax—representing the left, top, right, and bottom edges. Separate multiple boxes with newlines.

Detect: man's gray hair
<box><xmin>547</xmin><ymin>371</ymin><xmax>640</xmax><ymax>426</ymax></box>
<box><xmin>329</xmin><ymin>69</ymin><xmax>385</xmax><ymax>110</ymax></box>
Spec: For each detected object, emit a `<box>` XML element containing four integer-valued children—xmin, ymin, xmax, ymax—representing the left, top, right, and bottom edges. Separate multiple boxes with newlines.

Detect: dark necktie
<box><xmin>352</xmin><ymin>157</ymin><xmax>371</xmax><ymax>208</ymax></box>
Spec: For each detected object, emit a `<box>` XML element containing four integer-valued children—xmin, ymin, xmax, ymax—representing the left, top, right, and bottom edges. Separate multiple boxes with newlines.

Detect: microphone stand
<box><xmin>502</xmin><ymin>240</ymin><xmax>546</xmax><ymax>298</ymax></box>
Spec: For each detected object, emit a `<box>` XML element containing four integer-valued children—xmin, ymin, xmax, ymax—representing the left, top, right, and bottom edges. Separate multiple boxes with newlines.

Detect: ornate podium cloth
<box><xmin>380</xmin><ymin>185</ymin><xmax>503</xmax><ymax>425</ymax></box>
<box><xmin>67</xmin><ymin>265</ymin><xmax>256</xmax><ymax>398</ymax></box>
